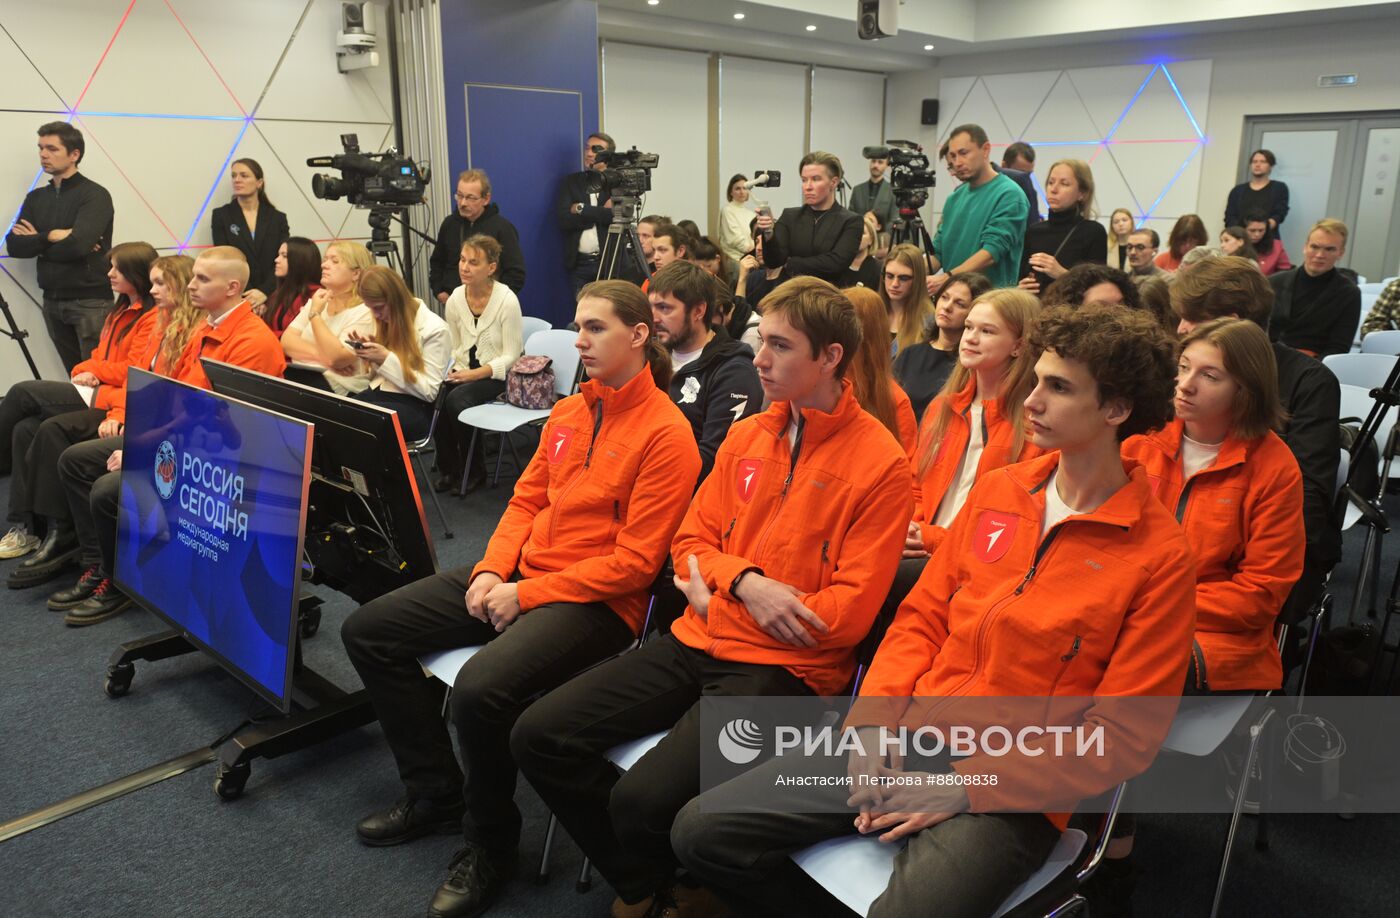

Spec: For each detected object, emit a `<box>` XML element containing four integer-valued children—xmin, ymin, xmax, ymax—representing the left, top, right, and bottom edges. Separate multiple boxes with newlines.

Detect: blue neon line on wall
<box><xmin>1159</xmin><ymin>65</ymin><xmax>1204</xmax><ymax>139</ymax></box>
<box><xmin>1101</xmin><ymin>64</ymin><xmax>1158</xmax><ymax>143</ymax></box>
<box><xmin>1142</xmin><ymin>144</ymin><xmax>1204</xmax><ymax>219</ymax></box>
<box><xmin>72</xmin><ymin>110</ymin><xmax>247</xmax><ymax>122</ymax></box>
<box><xmin>180</xmin><ymin>118</ymin><xmax>253</xmax><ymax>251</ymax></box>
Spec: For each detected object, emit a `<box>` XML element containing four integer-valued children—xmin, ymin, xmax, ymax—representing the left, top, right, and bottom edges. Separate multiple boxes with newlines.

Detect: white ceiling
<box><xmin>597</xmin><ymin>0</ymin><xmax>1400</xmax><ymax>71</ymax></box>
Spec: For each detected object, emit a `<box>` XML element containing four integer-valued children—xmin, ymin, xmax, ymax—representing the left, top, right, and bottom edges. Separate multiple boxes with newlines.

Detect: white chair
<box><xmin>520</xmin><ymin>315</ymin><xmax>551</xmax><ymax>342</ymax></box>
<box><xmin>456</xmin><ymin>329</ymin><xmax>581</xmax><ymax>492</ymax></box>
<box><xmin>1360</xmin><ymin>330</ymin><xmax>1400</xmax><ymax>355</ymax></box>
<box><xmin>1322</xmin><ymin>353</ymin><xmax>1394</xmax><ymax>390</ymax></box>
<box><xmin>1353</xmin><ymin>293</ymin><xmax>1379</xmax><ymax>349</ymax></box>
<box><xmin>1359</xmin><ymin>282</ymin><xmax>1386</xmax><ymax>297</ymax></box>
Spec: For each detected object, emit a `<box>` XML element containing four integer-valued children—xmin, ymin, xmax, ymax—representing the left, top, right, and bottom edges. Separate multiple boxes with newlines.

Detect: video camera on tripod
<box><xmin>589</xmin><ymin>145</ymin><xmax>660</xmax><ymax>223</ymax></box>
<box><xmin>862</xmin><ymin>139</ymin><xmax>935</xmax><ymax>212</ymax></box>
<box><xmin>307</xmin><ymin>133</ymin><xmax>429</xmax><ymax>208</ymax></box>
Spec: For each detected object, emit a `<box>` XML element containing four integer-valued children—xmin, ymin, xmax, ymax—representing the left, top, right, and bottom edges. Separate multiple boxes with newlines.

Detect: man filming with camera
<box><xmin>557</xmin><ymin>132</ymin><xmax>615</xmax><ymax>295</ymax></box>
<box><xmin>849</xmin><ymin>150</ymin><xmax>897</xmax><ymax>233</ymax></box>
<box><xmin>757</xmin><ymin>151</ymin><xmax>864</xmax><ymax>286</ymax></box>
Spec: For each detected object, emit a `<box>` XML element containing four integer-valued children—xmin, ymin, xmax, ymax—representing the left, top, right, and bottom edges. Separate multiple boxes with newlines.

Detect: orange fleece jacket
<box><xmin>171</xmin><ymin>301</ymin><xmax>287</xmax><ymax>391</ymax></box>
<box><xmin>848</xmin><ymin>453</ymin><xmax>1197</xmax><ymax>825</ymax></box>
<box><xmin>102</xmin><ymin>315</ymin><xmax>184</xmax><ymax>426</ymax></box>
<box><xmin>472</xmin><ymin>369</ymin><xmax>701</xmax><ymax>634</ymax></box>
<box><xmin>911</xmin><ymin>378</ymin><xmax>1043</xmax><ymax>553</ymax></box>
<box><xmin>70</xmin><ymin>304</ymin><xmax>158</xmax><ymax>412</ymax></box>
<box><xmin>892</xmin><ymin>380</ymin><xmax>918</xmax><ymax>462</ymax></box>
<box><xmin>1122</xmin><ymin>419</ymin><xmax>1304</xmax><ymax>691</ymax></box>
<box><xmin>669</xmin><ymin>380</ymin><xmax>913</xmax><ymax>696</ymax></box>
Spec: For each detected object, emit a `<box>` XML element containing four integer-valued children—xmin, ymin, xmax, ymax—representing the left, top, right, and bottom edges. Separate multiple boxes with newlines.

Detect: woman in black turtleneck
<box><xmin>1017</xmin><ymin>159</ymin><xmax>1107</xmax><ymax>295</ymax></box>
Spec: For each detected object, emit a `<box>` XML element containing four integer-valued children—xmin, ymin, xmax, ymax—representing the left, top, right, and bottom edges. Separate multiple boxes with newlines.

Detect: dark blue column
<box><xmin>439</xmin><ymin>0</ymin><xmax>600</xmax><ymax>327</ymax></box>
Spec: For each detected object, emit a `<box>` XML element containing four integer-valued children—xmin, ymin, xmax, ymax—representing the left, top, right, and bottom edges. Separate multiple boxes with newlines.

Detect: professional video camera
<box><xmin>748</xmin><ymin>169</ymin><xmax>782</xmax><ymax>189</ymax></box>
<box><xmin>307</xmin><ymin>133</ymin><xmax>429</xmax><ymax>208</ymax></box>
<box><xmin>862</xmin><ymin>139</ymin><xmax>934</xmax><ymax>210</ymax></box>
<box><xmin>590</xmin><ymin>145</ymin><xmax>660</xmax><ymax>201</ymax></box>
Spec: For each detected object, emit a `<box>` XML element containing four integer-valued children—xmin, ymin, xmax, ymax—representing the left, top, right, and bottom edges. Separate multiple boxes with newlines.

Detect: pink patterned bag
<box><xmin>505</xmin><ymin>355</ymin><xmax>555</xmax><ymax>409</ymax></box>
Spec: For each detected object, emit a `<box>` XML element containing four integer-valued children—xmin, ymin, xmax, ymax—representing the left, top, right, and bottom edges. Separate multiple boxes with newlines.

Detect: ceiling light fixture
<box><xmin>647</xmin><ymin>0</ymin><xmax>659</xmax><ymax>5</ymax></box>
<box><xmin>733</xmin><ymin>12</ymin><xmax>745</xmax><ymax>19</ymax></box>
<box><xmin>924</xmin><ymin>44</ymin><xmax>935</xmax><ymax>50</ymax></box>
<box><xmin>806</xmin><ymin>24</ymin><xmax>817</xmax><ymax>31</ymax></box>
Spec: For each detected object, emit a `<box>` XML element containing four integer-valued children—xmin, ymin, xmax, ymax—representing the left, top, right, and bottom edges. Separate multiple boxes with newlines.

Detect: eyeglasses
<box><xmin>455</xmin><ymin>193</ymin><xmax>484</xmax><ymax>202</ymax></box>
<box><xmin>883</xmin><ymin>272</ymin><xmax>914</xmax><ymax>283</ymax></box>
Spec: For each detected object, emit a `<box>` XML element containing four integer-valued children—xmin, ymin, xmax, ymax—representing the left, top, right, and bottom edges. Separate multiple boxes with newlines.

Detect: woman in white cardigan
<box><xmin>436</xmin><ymin>234</ymin><xmax>524</xmax><ymax>492</ymax></box>
<box><xmin>717</xmin><ymin>173</ymin><xmax>755</xmax><ymax>263</ymax></box>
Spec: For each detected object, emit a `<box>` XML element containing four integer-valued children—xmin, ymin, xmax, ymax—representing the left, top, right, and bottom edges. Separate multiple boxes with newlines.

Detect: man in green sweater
<box><xmin>927</xmin><ymin>123</ymin><xmax>1028</xmax><ymax>294</ymax></box>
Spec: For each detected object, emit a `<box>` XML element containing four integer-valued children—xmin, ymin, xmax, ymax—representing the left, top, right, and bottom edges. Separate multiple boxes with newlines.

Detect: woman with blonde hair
<box><xmin>348</xmin><ymin>265</ymin><xmax>453</xmax><ymax>440</ymax></box>
<box><xmin>838</xmin><ymin>212</ymin><xmax>883</xmax><ymax>291</ymax></box>
<box><xmin>908</xmin><ymin>287</ymin><xmax>1043</xmax><ymax>559</ymax></box>
<box><xmin>1018</xmin><ymin>159</ymin><xmax>1107</xmax><ymax>294</ymax></box>
<box><xmin>1107</xmin><ymin>207</ymin><xmax>1135</xmax><ymax>271</ymax></box>
<box><xmin>281</xmin><ymin>240</ymin><xmax>376</xmax><ymax>393</ymax></box>
<box><xmin>880</xmin><ymin>242</ymin><xmax>936</xmax><ymax>356</ymax></box>
<box><xmin>842</xmin><ymin>286</ymin><xmax>918</xmax><ymax>457</ymax></box>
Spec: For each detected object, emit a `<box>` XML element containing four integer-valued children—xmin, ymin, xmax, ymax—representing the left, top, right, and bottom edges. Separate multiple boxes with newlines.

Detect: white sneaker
<box><xmin>0</xmin><ymin>526</ymin><xmax>40</xmax><ymax>559</ymax></box>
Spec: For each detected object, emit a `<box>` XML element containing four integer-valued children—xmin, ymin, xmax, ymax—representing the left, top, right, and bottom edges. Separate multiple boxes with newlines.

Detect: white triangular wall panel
<box><xmin>1020</xmin><ymin>74</ymin><xmax>1103</xmax><ymax>144</ymax></box>
<box><xmin>1064</xmin><ymin>65</ymin><xmax>1155</xmax><ymax>140</ymax></box>
<box><xmin>1142</xmin><ymin>146</ymin><xmax>1207</xmax><ymax>222</ymax></box>
<box><xmin>940</xmin><ymin>78</ymin><xmax>1012</xmax><ymax>147</ymax></box>
<box><xmin>0</xmin><ymin>0</ymin><xmax>135</xmax><ymax>106</ymax></box>
<box><xmin>76</xmin><ymin>0</ymin><xmax>244</xmax><ymax>117</ymax></box>
<box><xmin>255</xmin><ymin>0</ymin><xmax>393</xmax><ymax>122</ymax></box>
<box><xmin>1110</xmin><ymin>71</ymin><xmax>1205</xmax><ymax>143</ymax></box>
<box><xmin>0</xmin><ymin>111</ymin><xmax>57</xmax><ymax>248</ymax></box>
<box><xmin>164</xmin><ymin>0</ymin><xmax>311</xmax><ymax>112</ymax></box>
<box><xmin>980</xmin><ymin>72</ymin><xmax>1058</xmax><ymax>140</ymax></box>
<box><xmin>0</xmin><ymin>27</ymin><xmax>69</xmax><ymax>111</ymax></box>
<box><xmin>936</xmin><ymin>77</ymin><xmax>977</xmax><ymax>144</ymax></box>
<box><xmin>0</xmin><ymin>260</ymin><xmax>67</xmax><ymax>380</ymax></box>
<box><xmin>1085</xmin><ymin>151</ymin><xmax>1140</xmax><ymax>222</ymax></box>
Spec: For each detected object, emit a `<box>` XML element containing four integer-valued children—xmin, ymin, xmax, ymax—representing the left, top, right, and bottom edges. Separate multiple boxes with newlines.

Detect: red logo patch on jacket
<box><xmin>736</xmin><ymin>458</ymin><xmax>762</xmax><ymax>502</ymax></box>
<box><xmin>548</xmin><ymin>427</ymin><xmax>574</xmax><ymax>464</ymax></box>
<box><xmin>972</xmin><ymin>511</ymin><xmax>1019</xmax><ymax>563</ymax></box>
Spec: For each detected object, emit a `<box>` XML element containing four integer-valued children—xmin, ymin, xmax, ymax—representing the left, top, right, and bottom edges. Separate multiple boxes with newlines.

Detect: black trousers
<box><xmin>670</xmin><ymin>754</ymin><xmax>1061</xmax><ymax>918</ymax></box>
<box><xmin>42</xmin><ymin>295</ymin><xmax>109</xmax><ymax>375</ymax></box>
<box><xmin>57</xmin><ymin>437</ymin><xmax>121</xmax><ymax>571</ymax></box>
<box><xmin>436</xmin><ymin>377</ymin><xmax>505</xmax><ymax>479</ymax></box>
<box><xmin>510</xmin><ymin>634</ymin><xmax>812</xmax><ymax>903</ymax></box>
<box><xmin>1</xmin><ymin>380</ymin><xmax>91</xmax><ymax>527</ymax></box>
<box><xmin>354</xmin><ymin>388</ymin><xmax>436</xmax><ymax>442</ymax></box>
<box><xmin>340</xmin><ymin>565</ymin><xmax>635</xmax><ymax>854</ymax></box>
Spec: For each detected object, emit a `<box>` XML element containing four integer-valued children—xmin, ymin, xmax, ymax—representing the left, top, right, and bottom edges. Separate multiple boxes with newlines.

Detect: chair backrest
<box><xmin>1361</xmin><ymin>330</ymin><xmax>1400</xmax><ymax>355</ymax></box>
<box><xmin>522</xmin><ymin>328</ymin><xmax>583</xmax><ymax>400</ymax></box>
<box><xmin>520</xmin><ymin>315</ymin><xmax>551</xmax><ymax>342</ymax></box>
<box><xmin>1360</xmin><ymin>283</ymin><xmax>1386</xmax><ymax>297</ymax></box>
<box><xmin>1337</xmin><ymin>382</ymin><xmax>1384</xmax><ymax>425</ymax></box>
<box><xmin>1322</xmin><ymin>353</ymin><xmax>1395</xmax><ymax>390</ymax></box>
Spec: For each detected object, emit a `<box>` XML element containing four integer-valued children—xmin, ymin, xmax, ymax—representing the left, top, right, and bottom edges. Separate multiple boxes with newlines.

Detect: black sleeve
<box><xmin>1324</xmin><ymin>285</ymin><xmax>1362</xmax><ymax>358</ymax></box>
<box><xmin>45</xmin><ymin>183</ymin><xmax>113</xmax><ymax>262</ymax></box>
<box><xmin>272</xmin><ymin>208</ymin><xmax>290</xmax><ymax>248</ymax></box>
<box><xmin>428</xmin><ymin>216</ymin><xmax>455</xmax><ymax>298</ymax></box>
<box><xmin>1267</xmin><ymin>273</ymin><xmax>1289</xmax><ymax>342</ymax></box>
<box><xmin>496</xmin><ymin>220</ymin><xmax>527</xmax><ymax>294</ymax></box>
<box><xmin>695</xmin><ymin>357</ymin><xmax>765</xmax><ymax>482</ymax></box>
<box><xmin>1224</xmin><ymin>185</ymin><xmax>1241</xmax><ymax>229</ymax></box>
<box><xmin>783</xmin><ymin>211</ymin><xmax>864</xmax><ymax>280</ymax></box>
<box><xmin>211</xmin><ymin>204</ymin><xmax>230</xmax><ymax>246</ymax></box>
<box><xmin>4</xmin><ymin>193</ymin><xmax>45</xmax><ymax>259</ymax></box>
<box><xmin>1285</xmin><ymin>364</ymin><xmax>1342</xmax><ymax>572</ymax></box>
<box><xmin>556</xmin><ymin>174</ymin><xmax>591</xmax><ymax>230</ymax></box>
<box><xmin>1273</xmin><ymin>182</ymin><xmax>1290</xmax><ymax>228</ymax></box>
<box><xmin>1081</xmin><ymin>220</ymin><xmax>1108</xmax><ymax>265</ymax></box>
<box><xmin>763</xmin><ymin>208</ymin><xmax>794</xmax><ymax>270</ymax></box>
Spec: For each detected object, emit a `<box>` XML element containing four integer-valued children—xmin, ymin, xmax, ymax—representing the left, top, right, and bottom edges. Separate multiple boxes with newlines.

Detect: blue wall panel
<box><xmin>439</xmin><ymin>0</ymin><xmax>599</xmax><ymax>327</ymax></box>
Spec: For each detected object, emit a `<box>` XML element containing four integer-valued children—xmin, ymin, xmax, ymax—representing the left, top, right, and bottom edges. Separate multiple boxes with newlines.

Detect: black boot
<box><xmin>63</xmin><ymin>578</ymin><xmax>132</xmax><ymax>626</ymax></box>
<box><xmin>356</xmin><ymin>795</ymin><xmax>466</xmax><ymax>847</ymax></box>
<box><xmin>8</xmin><ymin>527</ymin><xmax>78</xmax><ymax>589</ymax></box>
<box><xmin>48</xmin><ymin>564</ymin><xmax>104</xmax><ymax>610</ymax></box>
<box><xmin>427</xmin><ymin>843</ymin><xmax>516</xmax><ymax>918</ymax></box>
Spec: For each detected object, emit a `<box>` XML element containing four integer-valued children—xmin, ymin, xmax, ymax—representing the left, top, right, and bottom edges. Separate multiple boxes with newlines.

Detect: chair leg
<box><xmin>576</xmin><ymin>855</ymin><xmax>592</xmax><ymax>893</ymax></box>
<box><xmin>415</xmin><ymin>452</ymin><xmax>454</xmax><ymax>539</ymax></box>
<box><xmin>458</xmin><ymin>430</ymin><xmax>480</xmax><ymax>497</ymax></box>
<box><xmin>538</xmin><ymin>813</ymin><xmax>558</xmax><ymax>884</ymax></box>
<box><xmin>493</xmin><ymin>431</ymin><xmax>506</xmax><ymax>486</ymax></box>
<box><xmin>1211</xmin><ymin>708</ymin><xmax>1276</xmax><ymax>918</ymax></box>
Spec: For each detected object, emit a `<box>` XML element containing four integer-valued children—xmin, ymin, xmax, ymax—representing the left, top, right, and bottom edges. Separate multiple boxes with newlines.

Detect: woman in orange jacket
<box><xmin>0</xmin><ymin>241</ymin><xmax>157</xmax><ymax>561</ymax></box>
<box><xmin>340</xmin><ymin>279</ymin><xmax>700</xmax><ymax>918</ymax></box>
<box><xmin>1122</xmin><ymin>317</ymin><xmax>1305</xmax><ymax>692</ymax></box>
<box><xmin>844</xmin><ymin>286</ymin><xmax>919</xmax><ymax>458</ymax></box>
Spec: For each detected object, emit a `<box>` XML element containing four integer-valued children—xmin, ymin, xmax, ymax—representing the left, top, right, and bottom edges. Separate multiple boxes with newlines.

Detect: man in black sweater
<box><xmin>1268</xmin><ymin>218</ymin><xmax>1360</xmax><ymax>358</ymax></box>
<box><xmin>556</xmin><ymin>132</ymin><xmax>617</xmax><ymax>294</ymax></box>
<box><xmin>427</xmin><ymin>169</ymin><xmax>525</xmax><ymax>301</ymax></box>
<box><xmin>1225</xmin><ymin>148</ymin><xmax>1289</xmax><ymax>241</ymax></box>
<box><xmin>756</xmin><ymin>151</ymin><xmax>863</xmax><ymax>286</ymax></box>
<box><xmin>1176</xmin><ymin>255</ymin><xmax>1340</xmax><ymax>666</ymax></box>
<box><xmin>4</xmin><ymin>122</ymin><xmax>114</xmax><ymax>373</ymax></box>
<box><xmin>647</xmin><ymin>261</ymin><xmax>762</xmax><ymax>482</ymax></box>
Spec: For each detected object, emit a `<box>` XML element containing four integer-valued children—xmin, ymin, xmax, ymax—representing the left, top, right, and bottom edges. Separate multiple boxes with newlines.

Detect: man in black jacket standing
<box><xmin>556</xmin><ymin>132</ymin><xmax>617</xmax><ymax>295</ymax></box>
<box><xmin>4</xmin><ymin>122</ymin><xmax>114</xmax><ymax>373</ymax></box>
<box><xmin>648</xmin><ymin>261</ymin><xmax>763</xmax><ymax>482</ymax></box>
<box><xmin>428</xmin><ymin>169</ymin><xmax>525</xmax><ymax>302</ymax></box>
<box><xmin>1268</xmin><ymin>218</ymin><xmax>1359</xmax><ymax>359</ymax></box>
<box><xmin>756</xmin><ymin>151</ymin><xmax>862</xmax><ymax>286</ymax></box>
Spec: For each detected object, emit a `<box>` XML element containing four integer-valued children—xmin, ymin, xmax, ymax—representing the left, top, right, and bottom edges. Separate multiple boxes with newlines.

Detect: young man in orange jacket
<box><xmin>36</xmin><ymin>247</ymin><xmax>286</xmax><ymax>620</ymax></box>
<box><xmin>341</xmin><ymin>282</ymin><xmax>701</xmax><ymax>918</ymax></box>
<box><xmin>511</xmin><ymin>277</ymin><xmax>914</xmax><ymax>916</ymax></box>
<box><xmin>671</xmin><ymin>305</ymin><xmax>1198</xmax><ymax>918</ymax></box>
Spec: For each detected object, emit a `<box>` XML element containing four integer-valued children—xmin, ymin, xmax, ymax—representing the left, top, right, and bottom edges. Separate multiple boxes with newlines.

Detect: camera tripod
<box><xmin>365</xmin><ymin>206</ymin><xmax>436</xmax><ymax>290</ymax></box>
<box><xmin>596</xmin><ymin>196</ymin><xmax>651</xmax><ymax>284</ymax></box>
<box><xmin>890</xmin><ymin>202</ymin><xmax>935</xmax><ymax>264</ymax></box>
<box><xmin>0</xmin><ymin>288</ymin><xmax>42</xmax><ymax>380</ymax></box>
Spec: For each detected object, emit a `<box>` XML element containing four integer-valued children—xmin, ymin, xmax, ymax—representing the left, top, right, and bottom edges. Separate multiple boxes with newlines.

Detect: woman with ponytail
<box><xmin>341</xmin><ymin>278</ymin><xmax>701</xmax><ymax>917</ymax></box>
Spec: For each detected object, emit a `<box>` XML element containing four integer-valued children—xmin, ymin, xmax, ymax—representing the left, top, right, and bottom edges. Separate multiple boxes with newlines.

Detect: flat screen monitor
<box><xmin>115</xmin><ymin>370</ymin><xmax>312</xmax><ymax>712</ymax></box>
<box><xmin>200</xmin><ymin>359</ymin><xmax>437</xmax><ymax>604</ymax></box>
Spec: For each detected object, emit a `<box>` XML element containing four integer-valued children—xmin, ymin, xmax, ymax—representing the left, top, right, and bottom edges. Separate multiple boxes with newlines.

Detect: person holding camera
<box><xmin>428</xmin><ymin>169</ymin><xmax>526</xmax><ymax>302</ymax></box>
<box><xmin>757</xmin><ymin>151</ymin><xmax>864</xmax><ymax>287</ymax></box>
<box><xmin>850</xmin><ymin>151</ymin><xmax>897</xmax><ymax>232</ymax></box>
<box><xmin>557</xmin><ymin>132</ymin><xmax>616</xmax><ymax>295</ymax></box>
